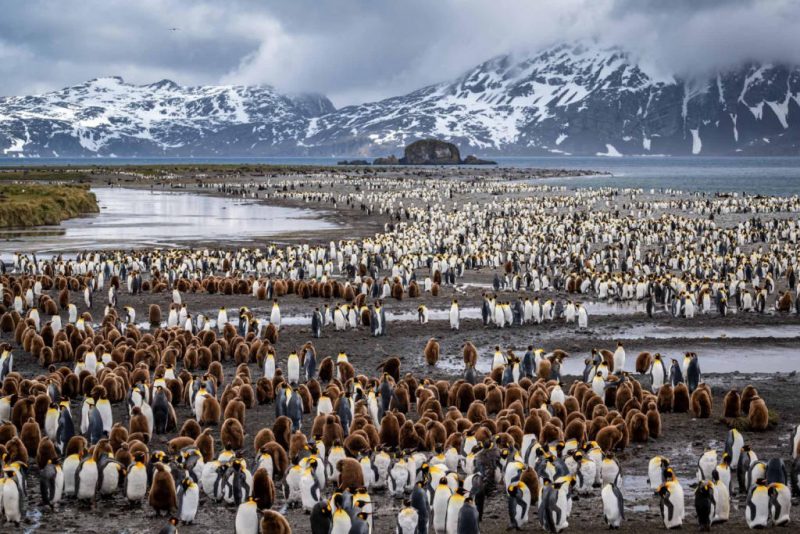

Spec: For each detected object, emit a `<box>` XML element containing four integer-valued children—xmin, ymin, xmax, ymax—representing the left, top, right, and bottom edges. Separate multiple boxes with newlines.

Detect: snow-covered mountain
<box><xmin>2</xmin><ymin>42</ymin><xmax>799</xmax><ymax>157</ymax></box>
<box><xmin>0</xmin><ymin>76</ymin><xmax>332</xmax><ymax>157</ymax></box>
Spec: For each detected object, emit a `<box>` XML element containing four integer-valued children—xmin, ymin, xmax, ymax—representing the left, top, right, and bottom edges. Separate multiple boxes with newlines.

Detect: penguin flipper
<box><xmin>746</xmin><ymin>487</ymin><xmax>756</xmax><ymax>520</ymax></box>
<box><xmin>39</xmin><ymin>472</ymin><xmax>50</xmax><ymax>504</ymax></box>
<box><xmin>552</xmin><ymin>502</ymin><xmax>562</xmax><ymax>529</ymax></box>
<box><xmin>74</xmin><ymin>460</ymin><xmax>84</xmax><ymax>494</ymax></box>
<box><xmin>96</xmin><ymin>463</ymin><xmax>104</xmax><ymax>492</ymax></box>
<box><xmin>663</xmin><ymin>494</ymin><xmax>674</xmax><ymax>522</ymax></box>
<box><xmin>724</xmin><ymin>432</ymin><xmax>733</xmax><ymax>457</ymax></box>
<box><xmin>770</xmin><ymin>492</ymin><xmax>780</xmax><ymax>520</ymax></box>
<box><xmin>612</xmin><ymin>485</ymin><xmax>625</xmax><ymax>520</ymax></box>
<box><xmin>16</xmin><ymin>476</ymin><xmax>26</xmax><ymax>515</ymax></box>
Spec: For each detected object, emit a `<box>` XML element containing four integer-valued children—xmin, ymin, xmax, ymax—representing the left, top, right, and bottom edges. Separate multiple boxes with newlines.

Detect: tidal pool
<box><xmin>0</xmin><ymin>187</ymin><xmax>337</xmax><ymax>255</ymax></box>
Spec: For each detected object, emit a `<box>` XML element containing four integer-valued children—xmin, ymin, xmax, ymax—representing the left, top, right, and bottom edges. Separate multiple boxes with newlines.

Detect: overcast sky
<box><xmin>1</xmin><ymin>0</ymin><xmax>798</xmax><ymax>107</ymax></box>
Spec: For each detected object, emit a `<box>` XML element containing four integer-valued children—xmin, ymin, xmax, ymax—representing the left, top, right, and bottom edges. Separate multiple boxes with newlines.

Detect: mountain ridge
<box><xmin>2</xmin><ymin>43</ymin><xmax>799</xmax><ymax>157</ymax></box>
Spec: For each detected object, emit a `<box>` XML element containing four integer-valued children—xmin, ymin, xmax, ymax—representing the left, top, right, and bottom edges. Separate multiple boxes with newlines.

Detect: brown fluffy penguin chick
<box><xmin>129</xmin><ymin>406</ymin><xmax>150</xmax><ymax>438</ymax></box>
<box><xmin>195</xmin><ymin>428</ymin><xmax>215</xmax><ymax>461</ymax></box>
<box><xmin>740</xmin><ymin>385</ymin><xmax>759</xmax><ymax>414</ymax></box>
<box><xmin>462</xmin><ymin>342</ymin><xmax>478</xmax><ymax>367</ymax></box>
<box><xmin>252</xmin><ymin>467</ymin><xmax>275</xmax><ymax>509</ymax></box>
<box><xmin>690</xmin><ymin>388</ymin><xmax>712</xmax><ymax>418</ymax></box>
<box><xmin>399</xmin><ymin>420</ymin><xmax>422</xmax><ymax>450</ymax></box>
<box><xmin>646</xmin><ymin>405</ymin><xmax>661</xmax><ymax>438</ymax></box>
<box><xmin>180</xmin><ymin>419</ymin><xmax>202</xmax><ymax>439</ymax></box>
<box><xmin>109</xmin><ymin>424</ymin><xmax>129</xmax><ymax>451</ymax></box>
<box><xmin>318</xmin><ymin>357</ymin><xmax>334</xmax><ymax>383</ymax></box>
<box><xmin>253</xmin><ymin>428</ymin><xmax>276</xmax><ymax>453</ymax></box>
<box><xmin>65</xmin><ymin>435</ymin><xmax>88</xmax><ymax>457</ymax></box>
<box><xmin>390</xmin><ymin>384</ymin><xmax>410</xmax><ymax>413</ymax></box>
<box><xmin>6</xmin><ymin>436</ymin><xmax>29</xmax><ymax>464</ymax></box>
<box><xmin>36</xmin><ymin>437</ymin><xmax>58</xmax><ymax>469</ymax></box>
<box><xmin>722</xmin><ymin>389</ymin><xmax>741</xmax><ymax>420</ymax></box>
<box><xmin>221</xmin><ymin>417</ymin><xmax>244</xmax><ymax>450</ymax></box>
<box><xmin>484</xmin><ymin>385</ymin><xmax>503</xmax><ymax>415</ymax></box>
<box><xmin>115</xmin><ymin>443</ymin><xmax>132</xmax><ymax>467</ymax></box>
<box><xmin>379</xmin><ymin>412</ymin><xmax>400</xmax><ymax>450</ymax></box>
<box><xmin>20</xmin><ymin>417</ymin><xmax>41</xmax><ymax>458</ymax></box>
<box><xmin>223</xmin><ymin>398</ymin><xmax>246</xmax><ymax>427</ymax></box>
<box><xmin>256</xmin><ymin>378</ymin><xmax>274</xmax><ymax>405</ymax></box>
<box><xmin>633</xmin><ymin>351</ymin><xmax>650</xmax><ymax>374</ymax></box>
<box><xmin>289</xmin><ymin>432</ymin><xmax>310</xmax><ymax>463</ymax></box>
<box><xmin>321</xmin><ymin>416</ymin><xmax>343</xmax><ymax>450</ymax></box>
<box><xmin>148</xmin><ymin>304</ymin><xmax>162</xmax><ymax>326</ymax></box>
<box><xmin>272</xmin><ymin>416</ymin><xmax>292</xmax><ymax>452</ymax></box>
<box><xmin>747</xmin><ymin>396</ymin><xmax>770</xmax><ymax>431</ymax></box>
<box><xmin>539</xmin><ymin>422</ymin><xmax>563</xmax><ymax>444</ymax></box>
<box><xmin>657</xmin><ymin>385</ymin><xmax>674</xmax><ymax>413</ymax></box>
<box><xmin>262</xmin><ymin>442</ymin><xmax>288</xmax><ymax>478</ymax></box>
<box><xmin>587</xmin><ymin>417</ymin><xmax>606</xmax><ymax>441</ymax></box>
<box><xmin>344</xmin><ymin>432</ymin><xmax>371</xmax><ymax>457</ymax></box>
<box><xmin>455</xmin><ymin>383</ymin><xmax>475</xmax><ymax>413</ymax></box>
<box><xmin>200</xmin><ymin>396</ymin><xmax>221</xmax><ymax>426</ymax></box>
<box><xmin>564</xmin><ymin>418</ymin><xmax>586</xmax><ymax>443</ymax></box>
<box><xmin>596</xmin><ymin>424</ymin><xmax>622</xmax><ymax>453</ymax></box>
<box><xmin>260</xmin><ymin>510</ymin><xmax>292</xmax><ymax>534</ymax></box>
<box><xmin>377</xmin><ymin>357</ymin><xmax>401</xmax><ymax>383</ymax></box>
<box><xmin>423</xmin><ymin>338</ymin><xmax>440</xmax><ymax>366</ymax></box>
<box><xmin>537</xmin><ymin>359</ymin><xmax>552</xmax><ymax>381</ymax></box>
<box><xmin>425</xmin><ymin>421</ymin><xmax>447</xmax><ymax>451</ymax></box>
<box><xmin>672</xmin><ymin>383</ymin><xmax>690</xmax><ymax>413</ymax></box>
<box><xmin>149</xmin><ymin>462</ymin><xmax>177</xmax><ymax>514</ymax></box>
<box><xmin>614</xmin><ymin>385</ymin><xmax>633</xmax><ymax>413</ymax></box>
<box><xmin>520</xmin><ymin>467</ymin><xmax>540</xmax><ymax>505</ymax></box>
<box><xmin>628</xmin><ymin>411</ymin><xmax>649</xmax><ymax>443</ymax></box>
<box><xmin>168</xmin><ymin>436</ymin><xmax>195</xmax><ymax>454</ymax></box>
<box><xmin>336</xmin><ymin>457</ymin><xmax>365</xmax><ymax>491</ymax></box>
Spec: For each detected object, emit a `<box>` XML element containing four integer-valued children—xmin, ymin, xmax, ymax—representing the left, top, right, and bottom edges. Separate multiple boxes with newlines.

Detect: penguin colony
<box><xmin>0</xmin><ymin>173</ymin><xmax>799</xmax><ymax>532</ymax></box>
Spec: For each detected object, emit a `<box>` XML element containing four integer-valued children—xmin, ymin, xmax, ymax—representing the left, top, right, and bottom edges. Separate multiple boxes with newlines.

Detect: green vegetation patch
<box><xmin>0</xmin><ymin>184</ymin><xmax>99</xmax><ymax>227</ymax></box>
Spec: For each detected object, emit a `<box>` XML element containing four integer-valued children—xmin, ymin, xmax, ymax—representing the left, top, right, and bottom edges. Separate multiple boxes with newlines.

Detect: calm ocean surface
<box><xmin>2</xmin><ymin>155</ymin><xmax>799</xmax><ymax>195</ymax></box>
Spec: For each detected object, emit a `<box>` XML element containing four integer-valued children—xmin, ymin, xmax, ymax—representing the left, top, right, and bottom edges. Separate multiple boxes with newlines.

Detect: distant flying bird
<box><xmin>168</xmin><ymin>27</ymin><xmax>180</xmax><ymax>31</ymax></box>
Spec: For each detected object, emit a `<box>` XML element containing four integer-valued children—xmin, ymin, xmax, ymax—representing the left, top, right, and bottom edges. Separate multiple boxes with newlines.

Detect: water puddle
<box><xmin>436</xmin><ymin>343</ymin><xmax>800</xmax><ymax>375</ymax></box>
<box><xmin>0</xmin><ymin>187</ymin><xmax>337</xmax><ymax>255</ymax></box>
<box><xmin>24</xmin><ymin>508</ymin><xmax>42</xmax><ymax>533</ymax></box>
<box><xmin>584</xmin><ymin>301</ymin><xmax>648</xmax><ymax>315</ymax></box>
<box><xmin>617</xmin><ymin>324</ymin><xmax>800</xmax><ymax>340</ymax></box>
<box><xmin>623</xmin><ymin>475</ymin><xmax>653</xmax><ymax>502</ymax></box>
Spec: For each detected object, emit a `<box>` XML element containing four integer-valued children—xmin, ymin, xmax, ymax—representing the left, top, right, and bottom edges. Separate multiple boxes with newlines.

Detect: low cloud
<box><xmin>1</xmin><ymin>0</ymin><xmax>798</xmax><ymax>107</ymax></box>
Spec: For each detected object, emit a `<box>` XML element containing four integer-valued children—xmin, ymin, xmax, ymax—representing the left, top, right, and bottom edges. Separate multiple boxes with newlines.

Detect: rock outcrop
<box><xmin>399</xmin><ymin>139</ymin><xmax>461</xmax><ymax>164</ymax></box>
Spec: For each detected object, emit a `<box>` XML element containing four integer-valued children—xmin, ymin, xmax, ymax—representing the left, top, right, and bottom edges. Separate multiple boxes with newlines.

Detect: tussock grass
<box><xmin>723</xmin><ymin>409</ymin><xmax>780</xmax><ymax>432</ymax></box>
<box><xmin>0</xmin><ymin>184</ymin><xmax>98</xmax><ymax>227</ymax></box>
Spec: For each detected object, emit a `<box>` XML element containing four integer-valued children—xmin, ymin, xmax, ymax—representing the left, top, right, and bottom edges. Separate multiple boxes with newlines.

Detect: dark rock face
<box><xmin>462</xmin><ymin>154</ymin><xmax>496</xmax><ymax>165</ymax></box>
<box><xmin>289</xmin><ymin>93</ymin><xmax>337</xmax><ymax>118</ymax></box>
<box><xmin>372</xmin><ymin>155</ymin><xmax>399</xmax><ymax>165</ymax></box>
<box><xmin>373</xmin><ymin>140</ymin><xmax>496</xmax><ymax>165</ymax></box>
<box><xmin>399</xmin><ymin>139</ymin><xmax>461</xmax><ymax>164</ymax></box>
<box><xmin>1</xmin><ymin>43</ymin><xmax>799</xmax><ymax>156</ymax></box>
